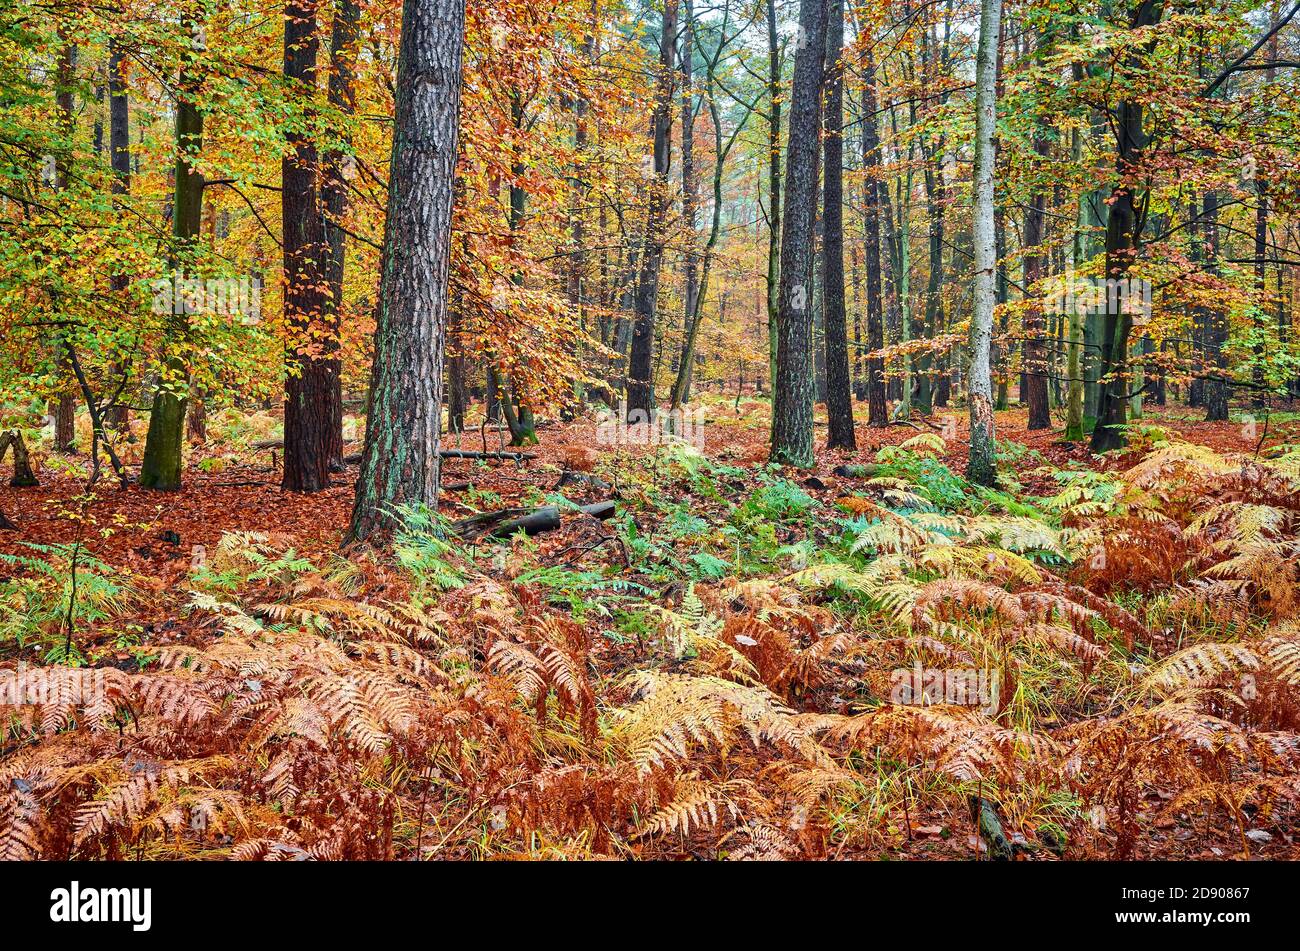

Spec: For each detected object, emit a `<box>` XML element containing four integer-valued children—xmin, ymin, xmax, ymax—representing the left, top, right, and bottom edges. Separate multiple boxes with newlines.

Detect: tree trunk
<box><xmin>1023</xmin><ymin>131</ymin><xmax>1051</xmax><ymax>431</ymax></box>
<box><xmin>822</xmin><ymin>0</ymin><xmax>854</xmax><ymax>451</ymax></box>
<box><xmin>967</xmin><ymin>0</ymin><xmax>1001</xmax><ymax>487</ymax></box>
<box><xmin>1090</xmin><ymin>0</ymin><xmax>1161</xmax><ymax>453</ymax></box>
<box><xmin>104</xmin><ymin>39</ymin><xmax>132</xmax><ymax>434</ymax></box>
<box><xmin>320</xmin><ymin>0</ymin><xmax>361</xmax><ymax>469</ymax></box>
<box><xmin>860</xmin><ymin>55</ymin><xmax>888</xmax><ymax>428</ymax></box>
<box><xmin>140</xmin><ymin>17</ymin><xmax>204</xmax><ymax>491</ymax></box>
<box><xmin>186</xmin><ymin>390</ymin><xmax>207</xmax><ymax>444</ymax></box>
<box><xmin>53</xmin><ymin>40</ymin><xmax>78</xmax><ymax>455</ymax></box>
<box><xmin>627</xmin><ymin>0</ymin><xmax>678</xmax><ymax>420</ymax></box>
<box><xmin>282</xmin><ymin>0</ymin><xmax>333</xmax><ymax>493</ymax></box>
<box><xmin>1064</xmin><ymin>123</ymin><xmax>1086</xmax><ymax>441</ymax></box>
<box><xmin>765</xmin><ymin>0</ymin><xmax>782</xmax><ymax>398</ymax></box>
<box><xmin>348</xmin><ymin>0</ymin><xmax>465</xmax><ymax>542</ymax></box>
<box><xmin>0</xmin><ymin>431</ymin><xmax>39</xmax><ymax>487</ymax></box>
<box><xmin>1203</xmin><ymin>191</ymin><xmax>1229</xmax><ymax>421</ymax></box>
<box><xmin>678</xmin><ymin>0</ymin><xmax>698</xmax><ymax>401</ymax></box>
<box><xmin>770</xmin><ymin>0</ymin><xmax>826</xmax><ymax>467</ymax></box>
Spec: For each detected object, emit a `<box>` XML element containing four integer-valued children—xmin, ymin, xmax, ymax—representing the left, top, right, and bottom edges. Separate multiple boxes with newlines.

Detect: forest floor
<box><xmin>2</xmin><ymin>397</ymin><xmax>1300</xmax><ymax>860</ymax></box>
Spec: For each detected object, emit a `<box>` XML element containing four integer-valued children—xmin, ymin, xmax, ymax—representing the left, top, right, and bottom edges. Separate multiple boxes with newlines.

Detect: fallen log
<box><xmin>453</xmin><ymin>501</ymin><xmax>616</xmax><ymax>540</ymax></box>
<box><xmin>439</xmin><ymin>448</ymin><xmax>537</xmax><ymax>462</ymax></box>
<box><xmin>968</xmin><ymin>796</ymin><xmax>1014</xmax><ymax>861</ymax></box>
<box><xmin>832</xmin><ymin>464</ymin><xmax>880</xmax><ymax>480</ymax></box>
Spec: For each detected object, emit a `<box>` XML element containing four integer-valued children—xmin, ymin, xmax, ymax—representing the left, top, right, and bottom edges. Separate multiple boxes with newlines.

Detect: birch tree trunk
<box><xmin>967</xmin><ymin>0</ymin><xmax>1001</xmax><ymax>487</ymax></box>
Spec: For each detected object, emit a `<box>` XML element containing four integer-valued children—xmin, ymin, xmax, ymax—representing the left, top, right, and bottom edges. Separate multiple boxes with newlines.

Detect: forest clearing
<box><xmin>1</xmin><ymin>0</ymin><xmax>1299</xmax><ymax>891</ymax></box>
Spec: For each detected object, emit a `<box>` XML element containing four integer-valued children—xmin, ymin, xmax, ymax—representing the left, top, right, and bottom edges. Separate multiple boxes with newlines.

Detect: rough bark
<box><xmin>348</xmin><ymin>0</ymin><xmax>465</xmax><ymax>542</ymax></box>
<box><xmin>770</xmin><ymin>0</ymin><xmax>827</xmax><ymax>467</ymax></box>
<box><xmin>822</xmin><ymin>0</ymin><xmax>855</xmax><ymax>450</ymax></box>
<box><xmin>0</xmin><ymin>431</ymin><xmax>39</xmax><ymax>487</ymax></box>
<box><xmin>282</xmin><ymin>0</ymin><xmax>334</xmax><ymax>493</ymax></box>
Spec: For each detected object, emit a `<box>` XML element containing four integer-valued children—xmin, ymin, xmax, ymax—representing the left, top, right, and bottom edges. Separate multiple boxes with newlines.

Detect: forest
<box><xmin>0</xmin><ymin>0</ymin><xmax>1298</xmax><ymax>866</ymax></box>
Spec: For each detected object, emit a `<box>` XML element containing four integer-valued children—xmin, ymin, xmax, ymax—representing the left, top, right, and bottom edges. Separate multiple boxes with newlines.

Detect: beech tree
<box><xmin>139</xmin><ymin>16</ymin><xmax>205</xmax><ymax>492</ymax></box>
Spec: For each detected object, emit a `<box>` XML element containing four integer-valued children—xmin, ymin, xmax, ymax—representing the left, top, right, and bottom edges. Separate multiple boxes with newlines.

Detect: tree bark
<box><xmin>140</xmin><ymin>15</ymin><xmax>204</xmax><ymax>491</ymax></box>
<box><xmin>1203</xmin><ymin>191</ymin><xmax>1229</xmax><ymax>421</ymax></box>
<box><xmin>1090</xmin><ymin>0</ymin><xmax>1161</xmax><ymax>453</ymax></box>
<box><xmin>282</xmin><ymin>0</ymin><xmax>334</xmax><ymax>493</ymax></box>
<box><xmin>1023</xmin><ymin>130</ymin><xmax>1051</xmax><ymax>431</ymax></box>
<box><xmin>769</xmin><ymin>0</ymin><xmax>827</xmax><ymax>468</ymax></box>
<box><xmin>104</xmin><ymin>39</ymin><xmax>132</xmax><ymax>434</ymax></box>
<box><xmin>765</xmin><ymin>0</ymin><xmax>782</xmax><ymax>400</ymax></box>
<box><xmin>860</xmin><ymin>52</ymin><xmax>888</xmax><ymax>427</ymax></box>
<box><xmin>0</xmin><ymin>431</ymin><xmax>39</xmax><ymax>487</ymax></box>
<box><xmin>348</xmin><ymin>0</ymin><xmax>465</xmax><ymax>542</ymax></box>
<box><xmin>320</xmin><ymin>0</ymin><xmax>361</xmax><ymax>469</ymax></box>
<box><xmin>967</xmin><ymin>0</ymin><xmax>1001</xmax><ymax>487</ymax></box>
<box><xmin>627</xmin><ymin>0</ymin><xmax>679</xmax><ymax>420</ymax></box>
<box><xmin>822</xmin><ymin>0</ymin><xmax>854</xmax><ymax>450</ymax></box>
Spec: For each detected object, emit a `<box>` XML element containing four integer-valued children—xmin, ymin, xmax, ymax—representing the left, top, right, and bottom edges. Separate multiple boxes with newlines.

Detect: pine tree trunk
<box><xmin>348</xmin><ymin>0</ymin><xmax>465</xmax><ymax>542</ymax></box>
<box><xmin>822</xmin><ymin>0</ymin><xmax>854</xmax><ymax>451</ymax></box>
<box><xmin>770</xmin><ymin>0</ymin><xmax>826</xmax><ymax>467</ymax></box>
<box><xmin>282</xmin><ymin>0</ymin><xmax>333</xmax><ymax>493</ymax></box>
